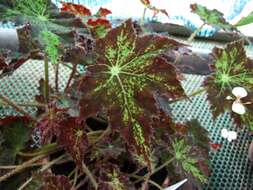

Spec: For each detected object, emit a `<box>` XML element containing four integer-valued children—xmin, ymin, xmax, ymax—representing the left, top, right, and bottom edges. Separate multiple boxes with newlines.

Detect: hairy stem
<box><xmin>0</xmin><ymin>94</ymin><xmax>37</xmax><ymax>122</ymax></box>
<box><xmin>18</xmin><ymin>143</ymin><xmax>59</xmax><ymax>157</ymax></box>
<box><xmin>82</xmin><ymin>162</ymin><xmax>98</xmax><ymax>190</ymax></box>
<box><xmin>65</xmin><ymin>63</ymin><xmax>77</xmax><ymax>92</ymax></box>
<box><xmin>141</xmin><ymin>8</ymin><xmax>147</xmax><ymax>25</ymax></box>
<box><xmin>18</xmin><ymin>154</ymin><xmax>67</xmax><ymax>190</ymax></box>
<box><xmin>169</xmin><ymin>87</ymin><xmax>207</xmax><ymax>104</ymax></box>
<box><xmin>72</xmin><ymin>168</ymin><xmax>79</xmax><ymax>188</ymax></box>
<box><xmin>0</xmin><ymin>154</ymin><xmax>46</xmax><ymax>182</ymax></box>
<box><xmin>44</xmin><ymin>55</ymin><xmax>50</xmax><ymax>103</ymax></box>
<box><xmin>0</xmin><ymin>100</ymin><xmax>45</xmax><ymax>108</ymax></box>
<box><xmin>148</xmin><ymin>180</ymin><xmax>163</xmax><ymax>190</ymax></box>
<box><xmin>0</xmin><ymin>162</ymin><xmax>43</xmax><ymax>170</ymax></box>
<box><xmin>55</xmin><ymin>62</ymin><xmax>59</xmax><ymax>92</ymax></box>
<box><xmin>134</xmin><ymin>157</ymin><xmax>175</xmax><ymax>184</ymax></box>
<box><xmin>142</xmin><ymin>172</ymin><xmax>151</xmax><ymax>190</ymax></box>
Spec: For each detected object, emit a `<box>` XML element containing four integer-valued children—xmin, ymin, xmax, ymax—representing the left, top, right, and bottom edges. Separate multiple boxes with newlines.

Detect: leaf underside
<box><xmin>78</xmin><ymin>19</ymin><xmax>185</xmax><ymax>167</ymax></box>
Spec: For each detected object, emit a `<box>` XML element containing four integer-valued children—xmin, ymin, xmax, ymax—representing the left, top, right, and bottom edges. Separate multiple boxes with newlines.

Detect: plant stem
<box><xmin>55</xmin><ymin>62</ymin><xmax>59</xmax><ymax>92</ymax></box>
<box><xmin>18</xmin><ymin>154</ymin><xmax>67</xmax><ymax>190</ymax></box>
<box><xmin>65</xmin><ymin>63</ymin><xmax>77</xmax><ymax>92</ymax></box>
<box><xmin>148</xmin><ymin>180</ymin><xmax>163</xmax><ymax>190</ymax></box>
<box><xmin>0</xmin><ymin>154</ymin><xmax>46</xmax><ymax>182</ymax></box>
<box><xmin>68</xmin><ymin>167</ymin><xmax>77</xmax><ymax>178</ymax></box>
<box><xmin>44</xmin><ymin>55</ymin><xmax>50</xmax><ymax>103</ymax></box>
<box><xmin>18</xmin><ymin>143</ymin><xmax>59</xmax><ymax>157</ymax></box>
<box><xmin>72</xmin><ymin>168</ymin><xmax>79</xmax><ymax>188</ymax></box>
<box><xmin>169</xmin><ymin>87</ymin><xmax>207</xmax><ymax>104</ymax></box>
<box><xmin>75</xmin><ymin>176</ymin><xmax>88</xmax><ymax>189</ymax></box>
<box><xmin>187</xmin><ymin>23</ymin><xmax>206</xmax><ymax>43</ymax></box>
<box><xmin>18</xmin><ymin>102</ymin><xmax>45</xmax><ymax>108</ymax></box>
<box><xmin>89</xmin><ymin>127</ymin><xmax>111</xmax><ymax>146</ymax></box>
<box><xmin>0</xmin><ymin>94</ymin><xmax>37</xmax><ymax>122</ymax></box>
<box><xmin>61</xmin><ymin>62</ymin><xmax>81</xmax><ymax>74</ymax></box>
<box><xmin>0</xmin><ymin>162</ymin><xmax>43</xmax><ymax>170</ymax></box>
<box><xmin>134</xmin><ymin>157</ymin><xmax>175</xmax><ymax>184</ymax></box>
<box><xmin>81</xmin><ymin>162</ymin><xmax>98</xmax><ymax>190</ymax></box>
<box><xmin>141</xmin><ymin>8</ymin><xmax>147</xmax><ymax>25</ymax></box>
<box><xmin>142</xmin><ymin>172</ymin><xmax>151</xmax><ymax>190</ymax></box>
<box><xmin>0</xmin><ymin>101</ymin><xmax>45</xmax><ymax>108</ymax></box>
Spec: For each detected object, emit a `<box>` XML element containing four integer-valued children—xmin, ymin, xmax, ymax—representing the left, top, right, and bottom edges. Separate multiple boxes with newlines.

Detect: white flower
<box><xmin>221</xmin><ymin>128</ymin><xmax>237</xmax><ymax>142</ymax></box>
<box><xmin>227</xmin><ymin>87</ymin><xmax>248</xmax><ymax>115</ymax></box>
<box><xmin>232</xmin><ymin>101</ymin><xmax>246</xmax><ymax>115</ymax></box>
<box><xmin>232</xmin><ymin>87</ymin><xmax>248</xmax><ymax>98</ymax></box>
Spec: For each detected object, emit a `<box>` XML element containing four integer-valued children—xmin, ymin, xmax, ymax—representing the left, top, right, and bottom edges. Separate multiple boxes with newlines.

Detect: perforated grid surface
<box><xmin>0</xmin><ymin>60</ymin><xmax>252</xmax><ymax>189</ymax></box>
<box><xmin>0</xmin><ymin>60</ymin><xmax>72</xmax><ymax>117</ymax></box>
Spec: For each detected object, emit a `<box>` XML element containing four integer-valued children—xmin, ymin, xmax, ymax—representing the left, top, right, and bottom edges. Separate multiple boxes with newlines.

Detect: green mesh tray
<box><xmin>0</xmin><ymin>60</ymin><xmax>252</xmax><ymax>189</ymax></box>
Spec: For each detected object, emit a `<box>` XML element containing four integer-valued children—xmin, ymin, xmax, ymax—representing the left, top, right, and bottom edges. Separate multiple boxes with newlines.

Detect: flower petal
<box><xmin>221</xmin><ymin>128</ymin><xmax>229</xmax><ymax>138</ymax></box>
<box><xmin>232</xmin><ymin>102</ymin><xmax>246</xmax><ymax>115</ymax></box>
<box><xmin>228</xmin><ymin>131</ymin><xmax>237</xmax><ymax>141</ymax></box>
<box><xmin>232</xmin><ymin>87</ymin><xmax>247</xmax><ymax>98</ymax></box>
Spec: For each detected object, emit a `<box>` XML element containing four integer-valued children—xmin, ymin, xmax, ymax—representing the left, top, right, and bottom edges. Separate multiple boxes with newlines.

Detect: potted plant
<box><xmin>0</xmin><ymin>1</ymin><xmax>252</xmax><ymax>190</ymax></box>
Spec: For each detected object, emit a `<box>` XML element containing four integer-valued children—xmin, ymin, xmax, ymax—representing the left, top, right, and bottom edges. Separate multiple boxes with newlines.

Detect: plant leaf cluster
<box><xmin>0</xmin><ymin>3</ymin><xmax>213</xmax><ymax>190</ymax></box>
<box><xmin>203</xmin><ymin>40</ymin><xmax>253</xmax><ymax>129</ymax></box>
<box><xmin>60</xmin><ymin>2</ymin><xmax>112</xmax><ymax>38</ymax></box>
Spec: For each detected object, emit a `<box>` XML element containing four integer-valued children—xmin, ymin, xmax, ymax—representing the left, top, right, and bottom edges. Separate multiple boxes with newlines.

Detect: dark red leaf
<box><xmin>96</xmin><ymin>7</ymin><xmax>112</xmax><ymax>17</ymax></box>
<box><xmin>87</xmin><ymin>18</ymin><xmax>112</xmax><ymax>28</ymax></box>
<box><xmin>58</xmin><ymin>117</ymin><xmax>88</xmax><ymax>166</ymax></box>
<box><xmin>87</xmin><ymin>18</ymin><xmax>112</xmax><ymax>38</ymax></box>
<box><xmin>41</xmin><ymin>173</ymin><xmax>75</xmax><ymax>190</ymax></box>
<box><xmin>61</xmin><ymin>2</ymin><xmax>92</xmax><ymax>16</ymax></box>
<box><xmin>36</xmin><ymin>104</ymin><xmax>68</xmax><ymax>144</ymax></box>
<box><xmin>78</xmin><ymin>19</ymin><xmax>185</xmax><ymax>167</ymax></box>
<box><xmin>140</xmin><ymin>0</ymin><xmax>150</xmax><ymax>6</ymax></box>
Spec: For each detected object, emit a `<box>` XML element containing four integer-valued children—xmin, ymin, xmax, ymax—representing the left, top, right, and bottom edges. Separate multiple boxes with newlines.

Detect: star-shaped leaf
<box><xmin>97</xmin><ymin>163</ymin><xmax>135</xmax><ymax>190</ymax></box>
<box><xmin>203</xmin><ymin>40</ymin><xmax>253</xmax><ymax>127</ymax></box>
<box><xmin>58</xmin><ymin>117</ymin><xmax>88</xmax><ymax>166</ymax></box>
<box><xmin>190</xmin><ymin>3</ymin><xmax>236</xmax><ymax>31</ymax></box>
<box><xmin>78</xmin><ymin>19</ymin><xmax>185</xmax><ymax>167</ymax></box>
<box><xmin>172</xmin><ymin>138</ymin><xmax>208</xmax><ymax>184</ymax></box>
